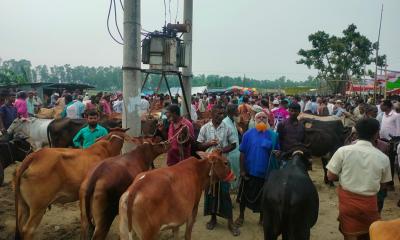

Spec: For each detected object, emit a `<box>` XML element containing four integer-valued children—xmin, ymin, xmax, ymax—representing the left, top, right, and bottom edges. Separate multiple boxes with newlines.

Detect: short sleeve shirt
<box><xmin>197</xmin><ymin>121</ymin><xmax>237</xmax><ymax>152</ymax></box>
<box><xmin>73</xmin><ymin>125</ymin><xmax>109</xmax><ymax>149</ymax></box>
<box><xmin>326</xmin><ymin>140</ymin><xmax>391</xmax><ymax>196</ymax></box>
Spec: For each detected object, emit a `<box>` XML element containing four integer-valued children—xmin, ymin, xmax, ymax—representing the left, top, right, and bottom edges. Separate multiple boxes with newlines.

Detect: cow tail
<box><xmin>14</xmin><ymin>153</ymin><xmax>36</xmax><ymax>239</ymax></box>
<box><xmin>126</xmin><ymin>188</ymin><xmax>138</xmax><ymax>233</ymax></box>
<box><xmin>84</xmin><ymin>165</ymin><xmax>105</xmax><ymax>232</ymax></box>
<box><xmin>47</xmin><ymin>123</ymin><xmax>52</xmax><ymax>148</ymax></box>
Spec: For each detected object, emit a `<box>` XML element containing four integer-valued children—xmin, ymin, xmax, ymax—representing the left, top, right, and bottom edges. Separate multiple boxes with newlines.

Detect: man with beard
<box><xmin>197</xmin><ymin>104</ymin><xmax>239</xmax><ymax>236</ymax></box>
<box><xmin>165</xmin><ymin>104</ymin><xmax>194</xmax><ymax>166</ymax></box>
<box><xmin>235</xmin><ymin>111</ymin><xmax>279</xmax><ymax>226</ymax></box>
<box><xmin>72</xmin><ymin>109</ymin><xmax>108</xmax><ymax>149</ymax></box>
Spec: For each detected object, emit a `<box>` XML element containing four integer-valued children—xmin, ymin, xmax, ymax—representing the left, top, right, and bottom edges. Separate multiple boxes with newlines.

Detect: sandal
<box><xmin>234</xmin><ymin>218</ymin><xmax>244</xmax><ymax>227</ymax></box>
<box><xmin>228</xmin><ymin>224</ymin><xmax>241</xmax><ymax>237</ymax></box>
<box><xmin>206</xmin><ymin>219</ymin><xmax>217</xmax><ymax>230</ymax></box>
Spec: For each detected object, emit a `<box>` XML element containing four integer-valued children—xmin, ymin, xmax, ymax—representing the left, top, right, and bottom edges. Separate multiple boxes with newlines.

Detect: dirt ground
<box><xmin>1</xmin><ymin>156</ymin><xmax>400</xmax><ymax>240</ymax></box>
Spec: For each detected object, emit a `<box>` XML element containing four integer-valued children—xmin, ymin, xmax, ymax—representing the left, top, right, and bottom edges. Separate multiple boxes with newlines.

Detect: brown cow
<box><xmin>14</xmin><ymin>129</ymin><xmax>130</xmax><ymax>240</ymax></box>
<box><xmin>118</xmin><ymin>150</ymin><xmax>235</xmax><ymax>240</ymax></box>
<box><xmin>79</xmin><ymin>137</ymin><xmax>170</xmax><ymax>240</ymax></box>
<box><xmin>369</xmin><ymin>218</ymin><xmax>400</xmax><ymax>240</ymax></box>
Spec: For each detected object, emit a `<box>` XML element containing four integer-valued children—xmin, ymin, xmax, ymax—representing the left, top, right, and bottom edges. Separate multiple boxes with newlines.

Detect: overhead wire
<box><xmin>119</xmin><ymin>0</ymin><xmax>124</xmax><ymax>11</ymax></box>
<box><xmin>163</xmin><ymin>0</ymin><xmax>167</xmax><ymax>28</ymax></box>
<box><xmin>113</xmin><ymin>0</ymin><xmax>124</xmax><ymax>41</ymax></box>
<box><xmin>175</xmin><ymin>0</ymin><xmax>179</xmax><ymax>23</ymax></box>
<box><xmin>169</xmin><ymin>0</ymin><xmax>172</xmax><ymax>23</ymax></box>
<box><xmin>107</xmin><ymin>0</ymin><xmax>124</xmax><ymax>45</ymax></box>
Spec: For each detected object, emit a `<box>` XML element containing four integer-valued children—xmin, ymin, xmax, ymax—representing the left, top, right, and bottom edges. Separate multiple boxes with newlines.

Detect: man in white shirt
<box><xmin>379</xmin><ymin>99</ymin><xmax>400</xmax><ymax>189</ymax></box>
<box><xmin>303</xmin><ymin>96</ymin><xmax>312</xmax><ymax>113</ymax></box>
<box><xmin>327</xmin><ymin>118</ymin><xmax>391</xmax><ymax>240</ymax></box>
<box><xmin>140</xmin><ymin>95</ymin><xmax>150</xmax><ymax>116</ymax></box>
<box><xmin>379</xmin><ymin>100</ymin><xmax>400</xmax><ymax>140</ymax></box>
<box><xmin>327</xmin><ymin>98</ymin><xmax>335</xmax><ymax>115</ymax></box>
<box><xmin>113</xmin><ymin>94</ymin><xmax>123</xmax><ymax>113</ymax></box>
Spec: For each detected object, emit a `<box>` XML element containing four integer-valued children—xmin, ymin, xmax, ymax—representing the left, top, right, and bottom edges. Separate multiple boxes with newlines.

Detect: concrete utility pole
<box><xmin>122</xmin><ymin>0</ymin><xmax>141</xmax><ymax>151</ymax></box>
<box><xmin>181</xmin><ymin>0</ymin><xmax>193</xmax><ymax>117</ymax></box>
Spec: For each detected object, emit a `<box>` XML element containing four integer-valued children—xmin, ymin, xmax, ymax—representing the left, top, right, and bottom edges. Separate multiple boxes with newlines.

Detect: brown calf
<box><xmin>79</xmin><ymin>137</ymin><xmax>170</xmax><ymax>240</ymax></box>
<box><xmin>14</xmin><ymin>129</ymin><xmax>129</xmax><ymax>240</ymax></box>
<box><xmin>119</xmin><ymin>150</ymin><xmax>235</xmax><ymax>240</ymax></box>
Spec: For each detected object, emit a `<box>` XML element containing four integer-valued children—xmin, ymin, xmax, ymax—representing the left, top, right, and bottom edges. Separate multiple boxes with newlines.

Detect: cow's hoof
<box><xmin>329</xmin><ymin>181</ymin><xmax>334</xmax><ymax>187</ymax></box>
<box><xmin>397</xmin><ymin>200</ymin><xmax>400</xmax><ymax>208</ymax></box>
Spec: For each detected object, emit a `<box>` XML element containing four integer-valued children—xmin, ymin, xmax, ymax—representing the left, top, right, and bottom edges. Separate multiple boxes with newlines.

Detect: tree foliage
<box><xmin>1</xmin><ymin>58</ymin><xmax>318</xmax><ymax>92</ymax></box>
<box><xmin>297</xmin><ymin>24</ymin><xmax>386</xmax><ymax>93</ymax></box>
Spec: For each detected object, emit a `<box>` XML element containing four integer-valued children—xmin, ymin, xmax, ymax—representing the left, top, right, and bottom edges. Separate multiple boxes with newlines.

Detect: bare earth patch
<box><xmin>1</xmin><ymin>155</ymin><xmax>399</xmax><ymax>240</ymax></box>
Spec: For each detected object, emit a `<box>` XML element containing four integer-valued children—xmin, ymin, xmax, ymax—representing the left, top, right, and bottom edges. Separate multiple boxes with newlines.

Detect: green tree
<box><xmin>297</xmin><ymin>24</ymin><xmax>383</xmax><ymax>94</ymax></box>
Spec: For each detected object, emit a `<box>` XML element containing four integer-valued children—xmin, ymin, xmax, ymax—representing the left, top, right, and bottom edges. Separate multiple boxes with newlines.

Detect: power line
<box><xmin>168</xmin><ymin>0</ymin><xmax>172</xmax><ymax>23</ymax></box>
<box><xmin>113</xmin><ymin>0</ymin><xmax>124</xmax><ymax>41</ymax></box>
<box><xmin>175</xmin><ymin>0</ymin><xmax>179</xmax><ymax>23</ymax></box>
<box><xmin>119</xmin><ymin>0</ymin><xmax>124</xmax><ymax>11</ymax></box>
<box><xmin>107</xmin><ymin>0</ymin><xmax>123</xmax><ymax>45</ymax></box>
<box><xmin>163</xmin><ymin>0</ymin><xmax>167</xmax><ymax>27</ymax></box>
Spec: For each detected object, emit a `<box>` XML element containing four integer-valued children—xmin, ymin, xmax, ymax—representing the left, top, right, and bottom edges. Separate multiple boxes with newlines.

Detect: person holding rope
<box><xmin>165</xmin><ymin>104</ymin><xmax>194</xmax><ymax>166</ymax></box>
<box><xmin>235</xmin><ymin>111</ymin><xmax>279</xmax><ymax>226</ymax></box>
<box><xmin>197</xmin><ymin>103</ymin><xmax>240</xmax><ymax>237</ymax></box>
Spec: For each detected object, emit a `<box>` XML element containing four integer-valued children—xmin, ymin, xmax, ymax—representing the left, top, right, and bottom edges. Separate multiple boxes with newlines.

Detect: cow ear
<box><xmin>196</xmin><ymin>151</ymin><xmax>209</xmax><ymax>160</ymax></box>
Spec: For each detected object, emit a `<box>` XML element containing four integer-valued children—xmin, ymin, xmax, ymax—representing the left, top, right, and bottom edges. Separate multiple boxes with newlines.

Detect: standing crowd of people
<box><xmin>1</xmin><ymin>87</ymin><xmax>400</xmax><ymax>239</ymax></box>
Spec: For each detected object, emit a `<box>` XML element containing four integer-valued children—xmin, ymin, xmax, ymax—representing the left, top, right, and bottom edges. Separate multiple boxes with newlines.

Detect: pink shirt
<box><xmin>100</xmin><ymin>100</ymin><xmax>112</xmax><ymax>115</ymax></box>
<box><xmin>380</xmin><ymin>110</ymin><xmax>400</xmax><ymax>140</ymax></box>
<box><xmin>14</xmin><ymin>98</ymin><xmax>28</xmax><ymax>118</ymax></box>
<box><xmin>167</xmin><ymin>117</ymin><xmax>195</xmax><ymax>166</ymax></box>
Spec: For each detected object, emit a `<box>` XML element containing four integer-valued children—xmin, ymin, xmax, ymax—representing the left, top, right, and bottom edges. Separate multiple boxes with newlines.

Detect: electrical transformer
<box><xmin>142</xmin><ymin>27</ymin><xmax>189</xmax><ymax>71</ymax></box>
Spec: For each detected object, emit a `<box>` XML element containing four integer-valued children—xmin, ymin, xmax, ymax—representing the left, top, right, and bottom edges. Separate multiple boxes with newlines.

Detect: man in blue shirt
<box><xmin>0</xmin><ymin>92</ymin><xmax>17</xmax><ymax>132</ymax></box>
<box><xmin>235</xmin><ymin>111</ymin><xmax>279</xmax><ymax>226</ymax></box>
<box><xmin>73</xmin><ymin>110</ymin><xmax>108</xmax><ymax>149</ymax></box>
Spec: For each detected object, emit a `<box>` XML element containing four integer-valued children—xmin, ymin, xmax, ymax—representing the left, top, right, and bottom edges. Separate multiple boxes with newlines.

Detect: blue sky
<box><xmin>0</xmin><ymin>0</ymin><xmax>399</xmax><ymax>81</ymax></box>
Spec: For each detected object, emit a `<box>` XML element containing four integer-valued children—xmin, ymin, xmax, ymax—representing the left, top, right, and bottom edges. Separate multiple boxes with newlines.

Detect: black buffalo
<box><xmin>301</xmin><ymin>116</ymin><xmax>351</xmax><ymax>185</ymax></box>
<box><xmin>262</xmin><ymin>149</ymin><xmax>319</xmax><ymax>240</ymax></box>
<box><xmin>0</xmin><ymin>134</ymin><xmax>32</xmax><ymax>185</ymax></box>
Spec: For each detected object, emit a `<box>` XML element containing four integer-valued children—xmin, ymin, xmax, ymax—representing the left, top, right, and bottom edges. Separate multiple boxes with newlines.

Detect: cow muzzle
<box><xmin>223</xmin><ymin>170</ymin><xmax>235</xmax><ymax>182</ymax></box>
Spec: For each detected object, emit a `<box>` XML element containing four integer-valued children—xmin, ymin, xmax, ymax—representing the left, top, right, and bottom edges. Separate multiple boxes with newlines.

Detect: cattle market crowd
<box><xmin>0</xmin><ymin>88</ymin><xmax>399</xmax><ymax>240</ymax></box>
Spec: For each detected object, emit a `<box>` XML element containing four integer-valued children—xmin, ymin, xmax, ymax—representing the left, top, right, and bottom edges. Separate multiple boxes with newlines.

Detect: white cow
<box><xmin>7</xmin><ymin>117</ymin><xmax>54</xmax><ymax>150</ymax></box>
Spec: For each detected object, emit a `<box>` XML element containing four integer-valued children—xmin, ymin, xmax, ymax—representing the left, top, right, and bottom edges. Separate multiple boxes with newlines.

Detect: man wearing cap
<box><xmin>277</xmin><ymin>102</ymin><xmax>305</xmax><ymax>153</ymax></box>
<box><xmin>236</xmin><ymin>111</ymin><xmax>279</xmax><ymax>226</ymax></box>
<box><xmin>271</xmin><ymin>99</ymin><xmax>280</xmax><ymax>112</ymax></box>
<box><xmin>248</xmin><ymin>105</ymin><xmax>264</xmax><ymax>130</ymax></box>
<box><xmin>334</xmin><ymin>100</ymin><xmax>346</xmax><ymax>117</ymax></box>
<box><xmin>50</xmin><ymin>92</ymin><xmax>59</xmax><ymax>107</ymax></box>
<box><xmin>271</xmin><ymin>99</ymin><xmax>289</xmax><ymax>129</ymax></box>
